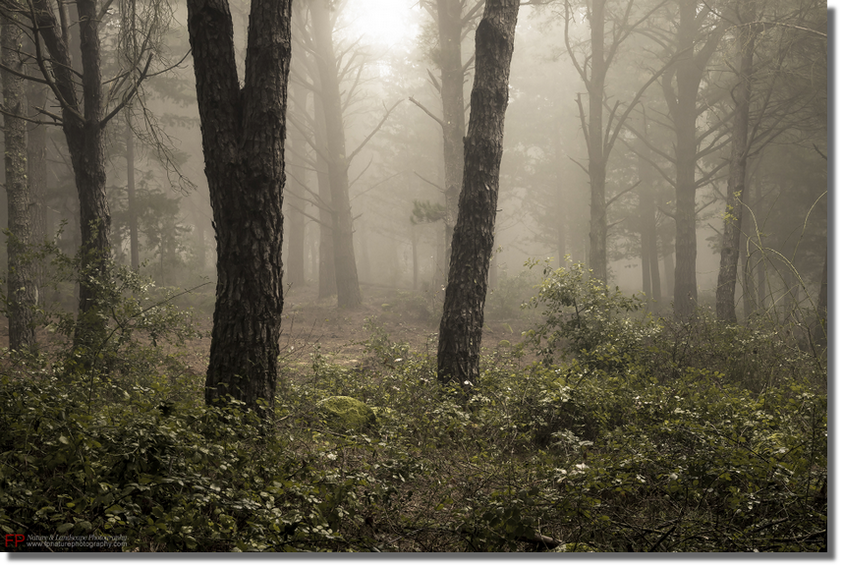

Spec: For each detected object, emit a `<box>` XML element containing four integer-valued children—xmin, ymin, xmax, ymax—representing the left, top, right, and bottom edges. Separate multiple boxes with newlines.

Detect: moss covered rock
<box><xmin>317</xmin><ymin>396</ymin><xmax>376</xmax><ymax>431</ymax></box>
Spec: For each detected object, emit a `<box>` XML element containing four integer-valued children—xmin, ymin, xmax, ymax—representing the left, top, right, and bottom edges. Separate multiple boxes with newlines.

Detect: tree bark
<box><xmin>716</xmin><ymin>2</ymin><xmax>756</xmax><ymax>323</ymax></box>
<box><xmin>437</xmin><ymin>0</ymin><xmax>519</xmax><ymax>385</ymax></box>
<box><xmin>2</xmin><ymin>8</ymin><xmax>36</xmax><ymax>350</ymax></box>
<box><xmin>187</xmin><ymin>0</ymin><xmax>291</xmax><ymax>414</ymax></box>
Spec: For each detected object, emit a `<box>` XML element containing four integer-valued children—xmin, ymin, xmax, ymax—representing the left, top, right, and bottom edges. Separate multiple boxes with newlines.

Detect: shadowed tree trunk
<box><xmin>187</xmin><ymin>0</ymin><xmax>291</xmax><ymax>413</ymax></box>
<box><xmin>437</xmin><ymin>0</ymin><xmax>519</xmax><ymax>386</ymax></box>
<box><xmin>716</xmin><ymin>2</ymin><xmax>756</xmax><ymax>323</ymax></box>
<box><xmin>2</xmin><ymin>8</ymin><xmax>36</xmax><ymax>350</ymax></box>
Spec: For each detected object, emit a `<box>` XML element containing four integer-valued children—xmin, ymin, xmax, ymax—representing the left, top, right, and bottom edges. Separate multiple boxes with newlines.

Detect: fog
<box><xmin>0</xmin><ymin>0</ymin><xmax>827</xmax><ymax>324</ymax></box>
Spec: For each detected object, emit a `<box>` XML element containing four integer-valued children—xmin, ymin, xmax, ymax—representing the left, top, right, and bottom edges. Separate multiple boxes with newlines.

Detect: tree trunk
<box><xmin>313</xmin><ymin>90</ymin><xmax>337</xmax><ymax>299</ymax></box>
<box><xmin>26</xmin><ymin>83</ymin><xmax>48</xmax><ymax>245</ymax></box>
<box><xmin>125</xmin><ymin>112</ymin><xmax>140</xmax><ymax>270</ymax></box>
<box><xmin>2</xmin><ymin>9</ymin><xmax>36</xmax><ymax>351</ymax></box>
<box><xmin>310</xmin><ymin>0</ymin><xmax>361</xmax><ymax>309</ymax></box>
<box><xmin>187</xmin><ymin>0</ymin><xmax>291</xmax><ymax>414</ymax></box>
<box><xmin>286</xmin><ymin>83</ymin><xmax>308</xmax><ymax>289</ymax></box>
<box><xmin>662</xmin><ymin>0</ymin><xmax>721</xmax><ymax>318</ymax></box>
<box><xmin>585</xmin><ymin>0</ymin><xmax>608</xmax><ymax>283</ymax></box>
<box><xmin>436</xmin><ymin>0</ymin><xmax>467</xmax><ymax>273</ymax></box>
<box><xmin>716</xmin><ymin>3</ymin><xmax>755</xmax><ymax>323</ymax></box>
<box><xmin>30</xmin><ymin>0</ymin><xmax>111</xmax><ymax>346</ymax></box>
<box><xmin>813</xmin><ymin>246</ymin><xmax>827</xmax><ymax>350</ymax></box>
<box><xmin>437</xmin><ymin>0</ymin><xmax>519</xmax><ymax>385</ymax></box>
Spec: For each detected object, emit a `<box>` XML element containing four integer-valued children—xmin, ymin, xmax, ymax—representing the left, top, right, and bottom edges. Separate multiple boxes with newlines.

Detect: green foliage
<box><xmin>0</xmin><ymin>270</ymin><xmax>826</xmax><ymax>552</ymax></box>
<box><xmin>523</xmin><ymin>260</ymin><xmax>652</xmax><ymax>369</ymax></box>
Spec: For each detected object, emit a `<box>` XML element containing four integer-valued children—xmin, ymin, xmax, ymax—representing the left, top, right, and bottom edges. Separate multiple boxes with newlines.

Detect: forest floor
<box><xmin>0</xmin><ymin>282</ymin><xmax>536</xmax><ymax>378</ymax></box>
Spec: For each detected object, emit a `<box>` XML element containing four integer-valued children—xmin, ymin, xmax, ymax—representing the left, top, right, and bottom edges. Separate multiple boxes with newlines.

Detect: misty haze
<box><xmin>0</xmin><ymin>0</ymin><xmax>827</xmax><ymax>554</ymax></box>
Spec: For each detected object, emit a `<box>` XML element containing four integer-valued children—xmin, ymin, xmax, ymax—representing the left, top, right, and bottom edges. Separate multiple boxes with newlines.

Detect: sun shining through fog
<box><xmin>343</xmin><ymin>0</ymin><xmax>420</xmax><ymax>50</ymax></box>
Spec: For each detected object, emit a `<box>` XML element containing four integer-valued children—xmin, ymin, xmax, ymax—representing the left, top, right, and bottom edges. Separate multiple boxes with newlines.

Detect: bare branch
<box><xmin>409</xmin><ymin>95</ymin><xmax>445</xmax><ymax>128</ymax></box>
<box><xmin>347</xmin><ymin>99</ymin><xmax>403</xmax><ymax>165</ymax></box>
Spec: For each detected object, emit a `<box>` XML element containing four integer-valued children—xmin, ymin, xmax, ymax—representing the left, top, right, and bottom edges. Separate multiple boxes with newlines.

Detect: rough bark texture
<box><xmin>716</xmin><ymin>4</ymin><xmax>755</xmax><ymax>323</ymax></box>
<box><xmin>187</xmin><ymin>0</ymin><xmax>291</xmax><ymax>413</ymax></box>
<box><xmin>310</xmin><ymin>0</ymin><xmax>361</xmax><ymax>309</ymax></box>
<box><xmin>2</xmin><ymin>9</ymin><xmax>36</xmax><ymax>350</ymax></box>
<box><xmin>437</xmin><ymin>0</ymin><xmax>519</xmax><ymax>385</ymax></box>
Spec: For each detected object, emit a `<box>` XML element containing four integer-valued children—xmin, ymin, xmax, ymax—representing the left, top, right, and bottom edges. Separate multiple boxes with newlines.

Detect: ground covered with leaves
<box><xmin>0</xmin><ymin>265</ymin><xmax>827</xmax><ymax>552</ymax></box>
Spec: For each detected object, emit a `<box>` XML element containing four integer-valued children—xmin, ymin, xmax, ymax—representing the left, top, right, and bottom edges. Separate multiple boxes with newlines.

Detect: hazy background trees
<box><xmin>0</xmin><ymin>0</ymin><xmax>826</xmax><ymax>359</ymax></box>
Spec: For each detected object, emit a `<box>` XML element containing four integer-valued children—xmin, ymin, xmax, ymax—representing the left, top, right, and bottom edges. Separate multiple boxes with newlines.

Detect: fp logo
<box><xmin>5</xmin><ymin>534</ymin><xmax>25</xmax><ymax>547</ymax></box>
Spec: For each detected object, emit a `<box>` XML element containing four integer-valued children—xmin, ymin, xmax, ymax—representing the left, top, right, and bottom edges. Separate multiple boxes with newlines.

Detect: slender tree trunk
<box><xmin>662</xmin><ymin>0</ymin><xmax>721</xmax><ymax>318</ymax></box>
<box><xmin>187</xmin><ymin>0</ymin><xmax>292</xmax><ymax>414</ymax></box>
<box><xmin>2</xmin><ymin>9</ymin><xmax>36</xmax><ymax>350</ymax></box>
<box><xmin>31</xmin><ymin>0</ymin><xmax>112</xmax><ymax>345</ymax></box>
<box><xmin>813</xmin><ymin>247</ymin><xmax>827</xmax><ymax>350</ymax></box>
<box><xmin>26</xmin><ymin>84</ymin><xmax>48</xmax><ymax>245</ymax></box>
<box><xmin>286</xmin><ymin>83</ymin><xmax>307</xmax><ymax>289</ymax></box>
<box><xmin>716</xmin><ymin>4</ymin><xmax>755</xmax><ymax>323</ymax></box>
<box><xmin>310</xmin><ymin>0</ymin><xmax>361</xmax><ymax>309</ymax></box>
<box><xmin>437</xmin><ymin>0</ymin><xmax>519</xmax><ymax>385</ymax></box>
<box><xmin>637</xmin><ymin>124</ymin><xmax>660</xmax><ymax>303</ymax></box>
<box><xmin>125</xmin><ymin>112</ymin><xmax>140</xmax><ymax>270</ymax></box>
<box><xmin>313</xmin><ymin>91</ymin><xmax>336</xmax><ymax>299</ymax></box>
<box><xmin>436</xmin><ymin>0</ymin><xmax>467</xmax><ymax>273</ymax></box>
<box><xmin>586</xmin><ymin>0</ymin><xmax>608</xmax><ymax>283</ymax></box>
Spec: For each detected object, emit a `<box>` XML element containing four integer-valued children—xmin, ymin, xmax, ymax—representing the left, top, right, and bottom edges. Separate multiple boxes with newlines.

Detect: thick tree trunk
<box><xmin>310</xmin><ymin>0</ymin><xmax>361</xmax><ymax>309</ymax></box>
<box><xmin>437</xmin><ymin>0</ymin><xmax>519</xmax><ymax>385</ymax></box>
<box><xmin>2</xmin><ymin>10</ymin><xmax>36</xmax><ymax>351</ymax></box>
<box><xmin>716</xmin><ymin>4</ymin><xmax>755</xmax><ymax>323</ymax></box>
<box><xmin>188</xmin><ymin>0</ymin><xmax>291</xmax><ymax>414</ymax></box>
<box><xmin>436</xmin><ymin>0</ymin><xmax>467</xmax><ymax>273</ymax></box>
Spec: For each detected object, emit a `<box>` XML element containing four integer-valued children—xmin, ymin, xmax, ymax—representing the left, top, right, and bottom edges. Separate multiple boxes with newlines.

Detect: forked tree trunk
<box><xmin>437</xmin><ymin>0</ymin><xmax>519</xmax><ymax>385</ymax></box>
<box><xmin>31</xmin><ymin>0</ymin><xmax>111</xmax><ymax>348</ymax></box>
<box><xmin>187</xmin><ymin>0</ymin><xmax>291</xmax><ymax>413</ymax></box>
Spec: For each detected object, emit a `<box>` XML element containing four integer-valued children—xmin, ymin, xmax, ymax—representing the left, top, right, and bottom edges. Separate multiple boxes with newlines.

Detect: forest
<box><xmin>0</xmin><ymin>0</ymin><xmax>827</xmax><ymax>554</ymax></box>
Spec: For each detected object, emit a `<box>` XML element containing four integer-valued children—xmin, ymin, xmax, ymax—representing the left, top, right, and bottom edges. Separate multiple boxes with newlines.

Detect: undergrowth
<box><xmin>0</xmin><ymin>261</ymin><xmax>827</xmax><ymax>552</ymax></box>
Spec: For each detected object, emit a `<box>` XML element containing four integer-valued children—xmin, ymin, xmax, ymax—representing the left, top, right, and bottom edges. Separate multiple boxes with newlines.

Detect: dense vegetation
<box><xmin>0</xmin><ymin>258</ymin><xmax>826</xmax><ymax>552</ymax></box>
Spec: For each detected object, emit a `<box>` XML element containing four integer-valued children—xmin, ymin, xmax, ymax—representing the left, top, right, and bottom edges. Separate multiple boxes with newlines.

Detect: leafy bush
<box><xmin>523</xmin><ymin>261</ymin><xmax>652</xmax><ymax>370</ymax></box>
